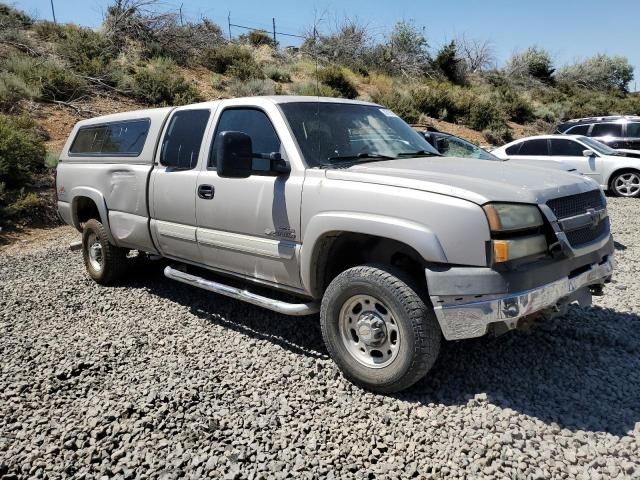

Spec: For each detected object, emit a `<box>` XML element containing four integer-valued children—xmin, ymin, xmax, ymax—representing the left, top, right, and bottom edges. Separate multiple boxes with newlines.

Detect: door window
<box><xmin>210</xmin><ymin>108</ymin><xmax>281</xmax><ymax>168</ymax></box>
<box><xmin>160</xmin><ymin>109</ymin><xmax>211</xmax><ymax>169</ymax></box>
<box><xmin>627</xmin><ymin>123</ymin><xmax>640</xmax><ymax>137</ymax></box>
<box><xmin>505</xmin><ymin>143</ymin><xmax>522</xmax><ymax>155</ymax></box>
<box><xmin>590</xmin><ymin>123</ymin><xmax>623</xmax><ymax>137</ymax></box>
<box><xmin>550</xmin><ymin>139</ymin><xmax>586</xmax><ymax>156</ymax></box>
<box><xmin>518</xmin><ymin>139</ymin><xmax>549</xmax><ymax>156</ymax></box>
<box><xmin>566</xmin><ymin>124</ymin><xmax>590</xmax><ymax>135</ymax></box>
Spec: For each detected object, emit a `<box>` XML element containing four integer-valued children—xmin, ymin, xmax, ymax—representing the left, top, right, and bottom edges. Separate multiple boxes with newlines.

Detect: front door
<box><xmin>195</xmin><ymin>106</ymin><xmax>303</xmax><ymax>289</ymax></box>
<box><xmin>549</xmin><ymin>138</ymin><xmax>602</xmax><ymax>184</ymax></box>
<box><xmin>150</xmin><ymin>108</ymin><xmax>212</xmax><ymax>262</ymax></box>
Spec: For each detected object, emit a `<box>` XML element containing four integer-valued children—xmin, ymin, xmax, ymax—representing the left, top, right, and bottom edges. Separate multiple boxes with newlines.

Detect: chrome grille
<box><xmin>564</xmin><ymin>217</ymin><xmax>609</xmax><ymax>248</ymax></box>
<box><xmin>546</xmin><ymin>190</ymin><xmax>605</xmax><ymax>219</ymax></box>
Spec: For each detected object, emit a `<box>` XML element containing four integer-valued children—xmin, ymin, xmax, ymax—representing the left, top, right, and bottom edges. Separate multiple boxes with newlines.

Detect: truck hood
<box><xmin>325</xmin><ymin>156</ymin><xmax>599</xmax><ymax>205</ymax></box>
<box><xmin>507</xmin><ymin>158</ymin><xmax>576</xmax><ymax>172</ymax></box>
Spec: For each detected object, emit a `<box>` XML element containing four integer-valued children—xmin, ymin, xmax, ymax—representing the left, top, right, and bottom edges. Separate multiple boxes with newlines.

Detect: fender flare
<box><xmin>69</xmin><ymin>186</ymin><xmax>116</xmax><ymax>245</ymax></box>
<box><xmin>300</xmin><ymin>211</ymin><xmax>448</xmax><ymax>296</ymax></box>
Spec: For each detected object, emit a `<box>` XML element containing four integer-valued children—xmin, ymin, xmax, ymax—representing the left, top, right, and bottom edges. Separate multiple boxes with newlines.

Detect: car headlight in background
<box><xmin>483</xmin><ymin>203</ymin><xmax>543</xmax><ymax>232</ymax></box>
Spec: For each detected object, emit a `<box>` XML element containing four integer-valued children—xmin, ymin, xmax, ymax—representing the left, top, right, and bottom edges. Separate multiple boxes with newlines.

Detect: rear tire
<box><xmin>320</xmin><ymin>264</ymin><xmax>441</xmax><ymax>393</ymax></box>
<box><xmin>82</xmin><ymin>219</ymin><xmax>128</xmax><ymax>285</ymax></box>
<box><xmin>610</xmin><ymin>170</ymin><xmax>640</xmax><ymax>197</ymax></box>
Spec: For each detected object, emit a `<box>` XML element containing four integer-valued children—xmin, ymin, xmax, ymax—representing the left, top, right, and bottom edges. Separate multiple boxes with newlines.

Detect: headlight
<box><xmin>483</xmin><ymin>203</ymin><xmax>543</xmax><ymax>232</ymax></box>
<box><xmin>492</xmin><ymin>235</ymin><xmax>547</xmax><ymax>262</ymax></box>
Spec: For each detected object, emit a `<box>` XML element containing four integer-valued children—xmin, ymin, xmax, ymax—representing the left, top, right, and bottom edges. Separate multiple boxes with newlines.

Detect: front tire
<box><xmin>320</xmin><ymin>265</ymin><xmax>441</xmax><ymax>393</ymax></box>
<box><xmin>610</xmin><ymin>170</ymin><xmax>640</xmax><ymax>197</ymax></box>
<box><xmin>82</xmin><ymin>219</ymin><xmax>128</xmax><ymax>285</ymax></box>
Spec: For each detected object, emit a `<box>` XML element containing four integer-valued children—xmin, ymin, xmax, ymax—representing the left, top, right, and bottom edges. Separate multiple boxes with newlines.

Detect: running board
<box><xmin>164</xmin><ymin>266</ymin><xmax>319</xmax><ymax>316</ymax></box>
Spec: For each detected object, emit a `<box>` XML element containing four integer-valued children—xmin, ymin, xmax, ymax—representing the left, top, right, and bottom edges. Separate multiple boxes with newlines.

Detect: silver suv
<box><xmin>56</xmin><ymin>97</ymin><xmax>614</xmax><ymax>392</ymax></box>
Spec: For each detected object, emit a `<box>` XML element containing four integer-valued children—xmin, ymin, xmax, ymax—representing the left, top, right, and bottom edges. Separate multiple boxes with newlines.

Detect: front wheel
<box><xmin>320</xmin><ymin>265</ymin><xmax>441</xmax><ymax>393</ymax></box>
<box><xmin>610</xmin><ymin>170</ymin><xmax>640</xmax><ymax>197</ymax></box>
<box><xmin>82</xmin><ymin>219</ymin><xmax>128</xmax><ymax>285</ymax></box>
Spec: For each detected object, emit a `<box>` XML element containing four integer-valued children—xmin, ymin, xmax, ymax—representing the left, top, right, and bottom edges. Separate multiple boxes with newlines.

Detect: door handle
<box><xmin>198</xmin><ymin>184</ymin><xmax>215</xmax><ymax>199</ymax></box>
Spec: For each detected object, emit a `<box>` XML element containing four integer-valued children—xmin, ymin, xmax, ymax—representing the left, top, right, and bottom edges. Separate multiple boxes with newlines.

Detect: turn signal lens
<box><xmin>492</xmin><ymin>235</ymin><xmax>547</xmax><ymax>263</ymax></box>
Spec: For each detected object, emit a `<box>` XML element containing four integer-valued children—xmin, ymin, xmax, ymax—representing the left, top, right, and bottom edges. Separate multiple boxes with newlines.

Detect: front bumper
<box><xmin>429</xmin><ymin>254</ymin><xmax>614</xmax><ymax>341</ymax></box>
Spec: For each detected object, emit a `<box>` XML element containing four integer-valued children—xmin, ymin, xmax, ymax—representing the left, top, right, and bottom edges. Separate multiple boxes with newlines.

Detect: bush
<box><xmin>264</xmin><ymin>64</ymin><xmax>291</xmax><ymax>83</ymax></box>
<box><xmin>125</xmin><ymin>57</ymin><xmax>201</xmax><ymax>106</ymax></box>
<box><xmin>0</xmin><ymin>114</ymin><xmax>46</xmax><ymax>189</ymax></box>
<box><xmin>317</xmin><ymin>66</ymin><xmax>358</xmax><ymax>99</ymax></box>
<box><xmin>557</xmin><ymin>55</ymin><xmax>634</xmax><ymax>93</ymax></box>
<box><xmin>55</xmin><ymin>24</ymin><xmax>115</xmax><ymax>78</ymax></box>
<box><xmin>33</xmin><ymin>20</ymin><xmax>66</xmax><ymax>41</ymax></box>
<box><xmin>239</xmin><ymin>30</ymin><xmax>275</xmax><ymax>47</ymax></box>
<box><xmin>228</xmin><ymin>79</ymin><xmax>276</xmax><ymax>97</ymax></box>
<box><xmin>0</xmin><ymin>3</ymin><xmax>33</xmax><ymax>28</ymax></box>
<box><xmin>497</xmin><ymin>88</ymin><xmax>534</xmax><ymax>123</ymax></box>
<box><xmin>483</xmin><ymin>123</ymin><xmax>513</xmax><ymax>145</ymax></box>
<box><xmin>227</xmin><ymin>57</ymin><xmax>265</xmax><ymax>81</ymax></box>
<box><xmin>505</xmin><ymin>47</ymin><xmax>555</xmax><ymax>83</ymax></box>
<box><xmin>468</xmin><ymin>98</ymin><xmax>504</xmax><ymax>131</ymax></box>
<box><xmin>201</xmin><ymin>44</ymin><xmax>254</xmax><ymax>74</ymax></box>
<box><xmin>290</xmin><ymin>81</ymin><xmax>339</xmax><ymax>98</ymax></box>
<box><xmin>1</xmin><ymin>54</ymin><xmax>87</xmax><ymax>102</ymax></box>
<box><xmin>3</xmin><ymin>191</ymin><xmax>45</xmax><ymax>220</ymax></box>
<box><xmin>370</xmin><ymin>89</ymin><xmax>420</xmax><ymax>124</ymax></box>
<box><xmin>0</xmin><ymin>72</ymin><xmax>37</xmax><ymax>110</ymax></box>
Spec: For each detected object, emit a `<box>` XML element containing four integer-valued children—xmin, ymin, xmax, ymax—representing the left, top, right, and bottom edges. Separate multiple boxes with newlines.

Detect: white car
<box><xmin>493</xmin><ymin>135</ymin><xmax>640</xmax><ymax>197</ymax></box>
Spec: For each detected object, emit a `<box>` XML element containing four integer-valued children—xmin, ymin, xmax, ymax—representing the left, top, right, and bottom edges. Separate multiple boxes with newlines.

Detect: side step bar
<box><xmin>164</xmin><ymin>266</ymin><xmax>319</xmax><ymax>316</ymax></box>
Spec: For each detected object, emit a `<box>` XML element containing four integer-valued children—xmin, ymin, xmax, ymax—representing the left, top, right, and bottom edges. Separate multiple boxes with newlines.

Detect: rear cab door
<box><xmin>549</xmin><ymin>138</ymin><xmax>602</xmax><ymax>183</ymax></box>
<box><xmin>590</xmin><ymin>122</ymin><xmax>624</xmax><ymax>149</ymax></box>
<box><xmin>624</xmin><ymin>121</ymin><xmax>640</xmax><ymax>150</ymax></box>
<box><xmin>149</xmin><ymin>105</ymin><xmax>216</xmax><ymax>262</ymax></box>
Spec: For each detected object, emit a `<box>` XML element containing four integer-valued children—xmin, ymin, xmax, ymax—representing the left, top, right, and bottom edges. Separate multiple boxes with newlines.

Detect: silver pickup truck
<box><xmin>56</xmin><ymin>96</ymin><xmax>614</xmax><ymax>393</ymax></box>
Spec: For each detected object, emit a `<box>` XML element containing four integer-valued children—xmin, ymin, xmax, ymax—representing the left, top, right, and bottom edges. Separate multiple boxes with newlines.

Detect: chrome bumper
<box><xmin>430</xmin><ymin>255</ymin><xmax>614</xmax><ymax>341</ymax></box>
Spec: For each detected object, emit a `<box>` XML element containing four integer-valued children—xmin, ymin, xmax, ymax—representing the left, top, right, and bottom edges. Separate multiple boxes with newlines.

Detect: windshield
<box><xmin>579</xmin><ymin>136</ymin><xmax>620</xmax><ymax>156</ymax></box>
<box><xmin>279</xmin><ymin>102</ymin><xmax>440</xmax><ymax>167</ymax></box>
<box><xmin>436</xmin><ymin>135</ymin><xmax>498</xmax><ymax>160</ymax></box>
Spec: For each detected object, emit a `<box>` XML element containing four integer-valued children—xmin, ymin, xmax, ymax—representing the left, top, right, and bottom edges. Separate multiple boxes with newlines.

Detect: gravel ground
<box><xmin>1</xmin><ymin>198</ymin><xmax>639</xmax><ymax>479</ymax></box>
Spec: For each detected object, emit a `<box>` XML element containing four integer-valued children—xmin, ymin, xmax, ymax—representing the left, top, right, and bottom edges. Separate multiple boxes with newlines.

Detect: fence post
<box><xmin>272</xmin><ymin>18</ymin><xmax>277</xmax><ymax>47</ymax></box>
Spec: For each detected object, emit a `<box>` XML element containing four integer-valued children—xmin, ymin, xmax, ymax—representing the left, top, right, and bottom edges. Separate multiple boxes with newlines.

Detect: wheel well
<box><xmin>313</xmin><ymin>232</ymin><xmax>427</xmax><ymax>296</ymax></box>
<box><xmin>609</xmin><ymin>168</ymin><xmax>640</xmax><ymax>189</ymax></box>
<box><xmin>74</xmin><ymin>196</ymin><xmax>101</xmax><ymax>225</ymax></box>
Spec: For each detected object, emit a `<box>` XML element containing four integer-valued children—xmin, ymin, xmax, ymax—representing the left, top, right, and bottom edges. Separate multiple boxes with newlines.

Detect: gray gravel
<box><xmin>1</xmin><ymin>197</ymin><xmax>639</xmax><ymax>479</ymax></box>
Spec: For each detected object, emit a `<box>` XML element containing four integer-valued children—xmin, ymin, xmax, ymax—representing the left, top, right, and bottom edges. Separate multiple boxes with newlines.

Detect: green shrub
<box><xmin>370</xmin><ymin>89</ymin><xmax>420</xmax><ymax>124</ymax></box>
<box><xmin>497</xmin><ymin>88</ymin><xmax>534</xmax><ymax>123</ymax></box>
<box><xmin>0</xmin><ymin>72</ymin><xmax>37</xmax><ymax>110</ymax></box>
<box><xmin>0</xmin><ymin>114</ymin><xmax>46</xmax><ymax>189</ymax></box>
<box><xmin>1</xmin><ymin>54</ymin><xmax>87</xmax><ymax>102</ymax></box>
<box><xmin>0</xmin><ymin>3</ymin><xmax>33</xmax><ymax>29</ymax></box>
<box><xmin>483</xmin><ymin>123</ymin><xmax>513</xmax><ymax>146</ymax></box>
<box><xmin>239</xmin><ymin>30</ymin><xmax>275</xmax><ymax>47</ymax></box>
<box><xmin>290</xmin><ymin>81</ymin><xmax>339</xmax><ymax>98</ymax></box>
<box><xmin>228</xmin><ymin>79</ymin><xmax>276</xmax><ymax>97</ymax></box>
<box><xmin>3</xmin><ymin>191</ymin><xmax>44</xmax><ymax>219</ymax></box>
<box><xmin>125</xmin><ymin>57</ymin><xmax>201</xmax><ymax>106</ymax></box>
<box><xmin>317</xmin><ymin>66</ymin><xmax>358</xmax><ymax>99</ymax></box>
<box><xmin>468</xmin><ymin>98</ymin><xmax>504</xmax><ymax>131</ymax></box>
<box><xmin>264</xmin><ymin>64</ymin><xmax>291</xmax><ymax>83</ymax></box>
<box><xmin>55</xmin><ymin>24</ymin><xmax>115</xmax><ymax>78</ymax></box>
<box><xmin>201</xmin><ymin>44</ymin><xmax>254</xmax><ymax>74</ymax></box>
<box><xmin>227</xmin><ymin>57</ymin><xmax>265</xmax><ymax>81</ymax></box>
<box><xmin>33</xmin><ymin>20</ymin><xmax>66</xmax><ymax>41</ymax></box>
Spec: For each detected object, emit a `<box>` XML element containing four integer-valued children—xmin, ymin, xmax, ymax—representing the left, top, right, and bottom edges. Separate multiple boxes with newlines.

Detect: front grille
<box><xmin>565</xmin><ymin>217</ymin><xmax>609</xmax><ymax>248</ymax></box>
<box><xmin>546</xmin><ymin>190</ymin><xmax>605</xmax><ymax>219</ymax></box>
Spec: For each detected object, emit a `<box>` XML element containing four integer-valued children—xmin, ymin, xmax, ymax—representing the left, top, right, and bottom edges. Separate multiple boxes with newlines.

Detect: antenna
<box><xmin>313</xmin><ymin>26</ymin><xmax>319</xmax><ymax>97</ymax></box>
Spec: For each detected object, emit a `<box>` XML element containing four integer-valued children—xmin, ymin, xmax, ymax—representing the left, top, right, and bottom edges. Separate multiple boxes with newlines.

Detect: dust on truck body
<box><xmin>56</xmin><ymin>96</ymin><xmax>614</xmax><ymax>393</ymax></box>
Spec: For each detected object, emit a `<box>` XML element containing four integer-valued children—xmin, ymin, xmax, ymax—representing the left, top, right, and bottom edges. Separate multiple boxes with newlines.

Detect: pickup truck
<box><xmin>56</xmin><ymin>96</ymin><xmax>614</xmax><ymax>393</ymax></box>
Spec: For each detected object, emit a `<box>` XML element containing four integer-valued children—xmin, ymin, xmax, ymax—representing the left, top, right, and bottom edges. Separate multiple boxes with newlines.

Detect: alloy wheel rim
<box><xmin>87</xmin><ymin>233</ymin><xmax>104</xmax><ymax>272</ymax></box>
<box><xmin>338</xmin><ymin>294</ymin><xmax>400</xmax><ymax>368</ymax></box>
<box><xmin>614</xmin><ymin>173</ymin><xmax>640</xmax><ymax>197</ymax></box>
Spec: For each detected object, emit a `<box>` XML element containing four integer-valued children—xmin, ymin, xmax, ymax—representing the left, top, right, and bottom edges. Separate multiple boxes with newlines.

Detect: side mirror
<box><xmin>582</xmin><ymin>149</ymin><xmax>595</xmax><ymax>157</ymax></box>
<box><xmin>216</xmin><ymin>131</ymin><xmax>291</xmax><ymax>178</ymax></box>
<box><xmin>217</xmin><ymin>131</ymin><xmax>253</xmax><ymax>178</ymax></box>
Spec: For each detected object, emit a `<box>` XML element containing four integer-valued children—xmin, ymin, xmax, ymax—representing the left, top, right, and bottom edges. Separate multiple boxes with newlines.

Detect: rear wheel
<box><xmin>82</xmin><ymin>219</ymin><xmax>128</xmax><ymax>285</ymax></box>
<box><xmin>610</xmin><ymin>170</ymin><xmax>640</xmax><ymax>197</ymax></box>
<box><xmin>320</xmin><ymin>265</ymin><xmax>441</xmax><ymax>393</ymax></box>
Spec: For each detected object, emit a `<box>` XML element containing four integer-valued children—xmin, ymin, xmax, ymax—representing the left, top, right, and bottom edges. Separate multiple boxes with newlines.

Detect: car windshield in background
<box><xmin>579</xmin><ymin>136</ymin><xmax>621</xmax><ymax>156</ymax></box>
<box><xmin>437</xmin><ymin>135</ymin><xmax>498</xmax><ymax>160</ymax></box>
<box><xmin>279</xmin><ymin>102</ymin><xmax>439</xmax><ymax>167</ymax></box>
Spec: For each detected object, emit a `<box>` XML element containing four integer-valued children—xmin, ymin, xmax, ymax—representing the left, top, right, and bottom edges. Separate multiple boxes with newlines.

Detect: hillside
<box><xmin>1</xmin><ymin>1</ymin><xmax>638</xmax><ymax>237</ymax></box>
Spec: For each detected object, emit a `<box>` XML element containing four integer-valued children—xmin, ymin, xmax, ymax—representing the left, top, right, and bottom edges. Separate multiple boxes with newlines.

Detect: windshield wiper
<box><xmin>396</xmin><ymin>150</ymin><xmax>439</xmax><ymax>157</ymax></box>
<box><xmin>327</xmin><ymin>153</ymin><xmax>396</xmax><ymax>163</ymax></box>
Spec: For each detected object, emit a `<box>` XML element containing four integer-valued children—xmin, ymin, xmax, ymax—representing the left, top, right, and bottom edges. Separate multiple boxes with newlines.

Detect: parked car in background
<box><xmin>555</xmin><ymin>115</ymin><xmax>640</xmax><ymax>150</ymax></box>
<box><xmin>493</xmin><ymin>134</ymin><xmax>640</xmax><ymax>197</ymax></box>
<box><xmin>422</xmin><ymin>129</ymin><xmax>577</xmax><ymax>173</ymax></box>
